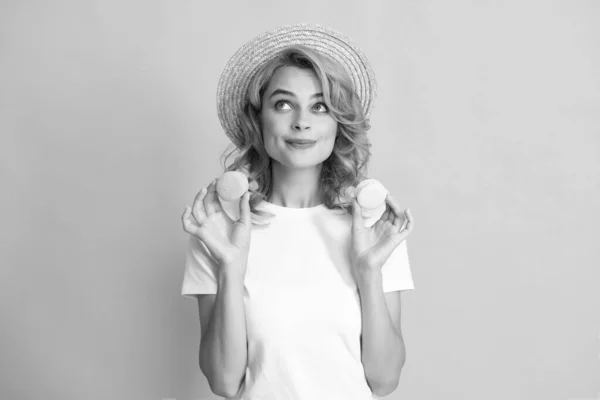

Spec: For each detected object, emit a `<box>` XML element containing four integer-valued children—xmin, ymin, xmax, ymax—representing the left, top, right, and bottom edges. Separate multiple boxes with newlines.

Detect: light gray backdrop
<box><xmin>1</xmin><ymin>1</ymin><xmax>599</xmax><ymax>399</ymax></box>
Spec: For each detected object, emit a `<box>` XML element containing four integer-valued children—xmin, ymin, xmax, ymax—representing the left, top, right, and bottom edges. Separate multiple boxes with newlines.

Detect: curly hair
<box><xmin>218</xmin><ymin>45</ymin><xmax>373</xmax><ymax>224</ymax></box>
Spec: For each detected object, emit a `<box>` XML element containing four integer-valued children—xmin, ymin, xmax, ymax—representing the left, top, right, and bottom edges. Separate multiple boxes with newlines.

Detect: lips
<box><xmin>285</xmin><ymin>139</ymin><xmax>316</xmax><ymax>144</ymax></box>
<box><xmin>286</xmin><ymin>139</ymin><xmax>317</xmax><ymax>149</ymax></box>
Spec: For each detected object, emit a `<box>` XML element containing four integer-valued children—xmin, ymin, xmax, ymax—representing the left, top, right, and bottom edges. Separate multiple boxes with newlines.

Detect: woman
<box><xmin>180</xmin><ymin>24</ymin><xmax>415</xmax><ymax>400</ymax></box>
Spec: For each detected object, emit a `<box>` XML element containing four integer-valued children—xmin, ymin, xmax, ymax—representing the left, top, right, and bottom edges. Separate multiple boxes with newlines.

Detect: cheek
<box><xmin>260</xmin><ymin>115</ymin><xmax>283</xmax><ymax>155</ymax></box>
<box><xmin>261</xmin><ymin>113</ymin><xmax>288</xmax><ymax>137</ymax></box>
<box><xmin>321</xmin><ymin>120</ymin><xmax>338</xmax><ymax>141</ymax></box>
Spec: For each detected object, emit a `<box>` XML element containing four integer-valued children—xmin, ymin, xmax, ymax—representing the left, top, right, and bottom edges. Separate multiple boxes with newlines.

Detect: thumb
<box><xmin>351</xmin><ymin>198</ymin><xmax>363</xmax><ymax>230</ymax></box>
<box><xmin>239</xmin><ymin>191</ymin><xmax>251</xmax><ymax>226</ymax></box>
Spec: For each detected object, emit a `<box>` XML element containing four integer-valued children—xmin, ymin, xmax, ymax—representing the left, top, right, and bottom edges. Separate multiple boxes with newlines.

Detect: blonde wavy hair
<box><xmin>219</xmin><ymin>45</ymin><xmax>373</xmax><ymax>223</ymax></box>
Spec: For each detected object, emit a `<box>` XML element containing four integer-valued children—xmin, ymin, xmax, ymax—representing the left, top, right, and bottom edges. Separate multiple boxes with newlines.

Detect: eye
<box><xmin>313</xmin><ymin>102</ymin><xmax>329</xmax><ymax>113</ymax></box>
<box><xmin>274</xmin><ymin>100</ymin><xmax>292</xmax><ymax>110</ymax></box>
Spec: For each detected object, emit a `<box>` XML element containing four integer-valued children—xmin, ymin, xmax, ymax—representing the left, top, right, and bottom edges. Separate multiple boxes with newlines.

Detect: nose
<box><xmin>292</xmin><ymin>109</ymin><xmax>311</xmax><ymax>131</ymax></box>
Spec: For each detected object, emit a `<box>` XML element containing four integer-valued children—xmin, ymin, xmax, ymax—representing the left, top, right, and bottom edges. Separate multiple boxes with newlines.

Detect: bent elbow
<box><xmin>201</xmin><ymin>369</ymin><xmax>244</xmax><ymax>398</ymax></box>
<box><xmin>374</xmin><ymin>379</ymin><xmax>399</xmax><ymax>397</ymax></box>
<box><xmin>218</xmin><ymin>374</ymin><xmax>245</xmax><ymax>398</ymax></box>
<box><xmin>205</xmin><ymin>377</ymin><xmax>234</xmax><ymax>398</ymax></box>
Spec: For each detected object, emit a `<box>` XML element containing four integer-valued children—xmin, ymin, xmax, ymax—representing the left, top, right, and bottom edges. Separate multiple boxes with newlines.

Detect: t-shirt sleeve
<box><xmin>181</xmin><ymin>235</ymin><xmax>219</xmax><ymax>298</ymax></box>
<box><xmin>381</xmin><ymin>239</ymin><xmax>415</xmax><ymax>292</ymax></box>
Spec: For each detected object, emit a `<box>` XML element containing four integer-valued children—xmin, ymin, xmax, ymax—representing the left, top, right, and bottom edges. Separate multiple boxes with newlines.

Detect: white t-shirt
<box><xmin>181</xmin><ymin>200</ymin><xmax>415</xmax><ymax>400</ymax></box>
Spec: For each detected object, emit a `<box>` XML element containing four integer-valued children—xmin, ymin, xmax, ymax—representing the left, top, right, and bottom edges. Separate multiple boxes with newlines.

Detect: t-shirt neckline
<box><xmin>259</xmin><ymin>200</ymin><xmax>328</xmax><ymax>215</ymax></box>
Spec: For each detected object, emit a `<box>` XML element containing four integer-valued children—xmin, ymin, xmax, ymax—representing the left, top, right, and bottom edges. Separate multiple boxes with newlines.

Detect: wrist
<box><xmin>218</xmin><ymin>263</ymin><xmax>246</xmax><ymax>281</ymax></box>
<box><xmin>355</xmin><ymin>268</ymin><xmax>382</xmax><ymax>289</ymax></box>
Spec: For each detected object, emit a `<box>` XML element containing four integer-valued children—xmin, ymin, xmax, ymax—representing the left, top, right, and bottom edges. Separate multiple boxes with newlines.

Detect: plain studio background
<box><xmin>1</xmin><ymin>1</ymin><xmax>599</xmax><ymax>399</ymax></box>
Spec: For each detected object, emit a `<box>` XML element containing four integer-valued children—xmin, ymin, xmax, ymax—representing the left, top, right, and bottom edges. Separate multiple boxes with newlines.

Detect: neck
<box><xmin>267</xmin><ymin>162</ymin><xmax>323</xmax><ymax>208</ymax></box>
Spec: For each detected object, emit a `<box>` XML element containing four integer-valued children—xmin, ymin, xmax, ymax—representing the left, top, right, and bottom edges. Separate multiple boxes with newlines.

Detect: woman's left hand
<box><xmin>350</xmin><ymin>194</ymin><xmax>414</xmax><ymax>277</ymax></box>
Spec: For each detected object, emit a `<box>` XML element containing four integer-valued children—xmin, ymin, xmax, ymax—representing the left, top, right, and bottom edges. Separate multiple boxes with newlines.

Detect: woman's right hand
<box><xmin>181</xmin><ymin>178</ymin><xmax>252</xmax><ymax>277</ymax></box>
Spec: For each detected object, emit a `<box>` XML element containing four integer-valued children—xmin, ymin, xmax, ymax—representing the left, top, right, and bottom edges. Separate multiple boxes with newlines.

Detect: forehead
<box><xmin>265</xmin><ymin>66</ymin><xmax>322</xmax><ymax>94</ymax></box>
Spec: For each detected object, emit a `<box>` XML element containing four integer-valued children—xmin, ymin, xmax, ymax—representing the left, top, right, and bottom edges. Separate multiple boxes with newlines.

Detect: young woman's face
<box><xmin>259</xmin><ymin>65</ymin><xmax>338</xmax><ymax>170</ymax></box>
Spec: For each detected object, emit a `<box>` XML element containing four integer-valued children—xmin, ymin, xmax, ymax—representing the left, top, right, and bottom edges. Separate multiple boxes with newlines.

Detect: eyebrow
<box><xmin>268</xmin><ymin>89</ymin><xmax>323</xmax><ymax>99</ymax></box>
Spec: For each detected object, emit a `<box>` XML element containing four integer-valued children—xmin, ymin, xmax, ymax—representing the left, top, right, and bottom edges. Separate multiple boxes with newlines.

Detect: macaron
<box><xmin>361</xmin><ymin>202</ymin><xmax>387</xmax><ymax>228</ymax></box>
<box><xmin>216</xmin><ymin>171</ymin><xmax>249</xmax><ymax>201</ymax></box>
<box><xmin>355</xmin><ymin>178</ymin><xmax>388</xmax><ymax>210</ymax></box>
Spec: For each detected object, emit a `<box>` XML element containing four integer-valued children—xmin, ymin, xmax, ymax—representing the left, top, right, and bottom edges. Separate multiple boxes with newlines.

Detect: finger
<box><xmin>394</xmin><ymin>208</ymin><xmax>411</xmax><ymax>233</ymax></box>
<box><xmin>239</xmin><ymin>191</ymin><xmax>251</xmax><ymax>225</ymax></box>
<box><xmin>184</xmin><ymin>205</ymin><xmax>229</xmax><ymax>256</ymax></box>
<box><xmin>375</xmin><ymin>208</ymin><xmax>392</xmax><ymax>229</ymax></box>
<box><xmin>396</xmin><ymin>206</ymin><xmax>408</xmax><ymax>229</ymax></box>
<box><xmin>181</xmin><ymin>206</ymin><xmax>190</xmax><ymax>231</ymax></box>
<box><xmin>388</xmin><ymin>222</ymin><xmax>413</xmax><ymax>248</ymax></box>
<box><xmin>213</xmin><ymin>192</ymin><xmax>225</xmax><ymax>215</ymax></box>
<box><xmin>204</xmin><ymin>179</ymin><xmax>219</xmax><ymax>215</ymax></box>
<box><xmin>403</xmin><ymin>208</ymin><xmax>414</xmax><ymax>232</ymax></box>
<box><xmin>373</xmin><ymin>208</ymin><xmax>390</xmax><ymax>229</ymax></box>
<box><xmin>351</xmin><ymin>198</ymin><xmax>363</xmax><ymax>230</ymax></box>
<box><xmin>182</xmin><ymin>206</ymin><xmax>202</xmax><ymax>236</ymax></box>
<box><xmin>378</xmin><ymin>205</ymin><xmax>390</xmax><ymax>221</ymax></box>
<box><xmin>405</xmin><ymin>208</ymin><xmax>414</xmax><ymax>222</ymax></box>
<box><xmin>192</xmin><ymin>187</ymin><xmax>208</xmax><ymax>225</ymax></box>
<box><xmin>385</xmin><ymin>194</ymin><xmax>403</xmax><ymax>217</ymax></box>
<box><xmin>392</xmin><ymin>229</ymin><xmax>410</xmax><ymax>247</ymax></box>
<box><xmin>393</xmin><ymin>214</ymin><xmax>402</xmax><ymax>230</ymax></box>
<box><xmin>385</xmin><ymin>205</ymin><xmax>395</xmax><ymax>223</ymax></box>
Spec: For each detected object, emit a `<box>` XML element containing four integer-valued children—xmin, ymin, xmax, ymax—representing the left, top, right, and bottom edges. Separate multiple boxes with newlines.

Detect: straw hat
<box><xmin>216</xmin><ymin>23</ymin><xmax>377</xmax><ymax>141</ymax></box>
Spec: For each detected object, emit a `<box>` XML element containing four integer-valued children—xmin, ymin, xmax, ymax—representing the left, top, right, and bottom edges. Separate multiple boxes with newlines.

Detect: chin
<box><xmin>273</xmin><ymin>155</ymin><xmax>330</xmax><ymax>170</ymax></box>
<box><xmin>267</xmin><ymin>145</ymin><xmax>330</xmax><ymax>162</ymax></box>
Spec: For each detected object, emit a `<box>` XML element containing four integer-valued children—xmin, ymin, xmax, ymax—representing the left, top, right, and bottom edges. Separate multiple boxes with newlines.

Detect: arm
<box><xmin>357</xmin><ymin>270</ymin><xmax>406</xmax><ymax>397</ymax></box>
<box><xmin>198</xmin><ymin>268</ymin><xmax>248</xmax><ymax>398</ymax></box>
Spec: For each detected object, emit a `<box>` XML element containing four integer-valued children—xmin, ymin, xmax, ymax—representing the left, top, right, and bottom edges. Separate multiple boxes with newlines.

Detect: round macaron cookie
<box><xmin>216</xmin><ymin>171</ymin><xmax>249</xmax><ymax>201</ymax></box>
<box><xmin>361</xmin><ymin>202</ymin><xmax>387</xmax><ymax>228</ymax></box>
<box><xmin>355</xmin><ymin>178</ymin><xmax>388</xmax><ymax>210</ymax></box>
